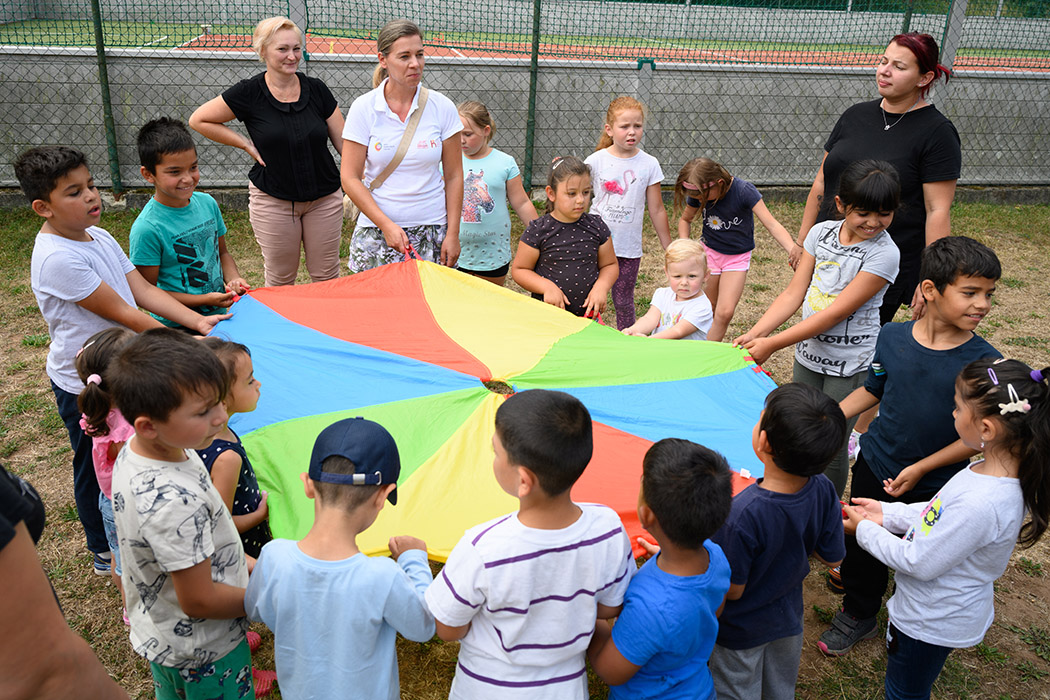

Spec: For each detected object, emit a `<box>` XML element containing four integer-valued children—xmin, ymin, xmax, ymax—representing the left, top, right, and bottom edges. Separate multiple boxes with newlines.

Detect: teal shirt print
<box><xmin>129</xmin><ymin>192</ymin><xmax>227</xmax><ymax>326</ymax></box>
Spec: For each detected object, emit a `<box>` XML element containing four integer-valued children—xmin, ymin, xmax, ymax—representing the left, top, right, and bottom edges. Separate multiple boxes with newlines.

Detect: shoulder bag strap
<box><xmin>368</xmin><ymin>86</ymin><xmax>430</xmax><ymax>192</ymax></box>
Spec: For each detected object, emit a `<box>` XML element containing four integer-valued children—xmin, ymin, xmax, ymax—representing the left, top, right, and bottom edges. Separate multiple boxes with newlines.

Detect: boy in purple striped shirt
<box><xmin>425</xmin><ymin>390</ymin><xmax>635</xmax><ymax>700</ymax></box>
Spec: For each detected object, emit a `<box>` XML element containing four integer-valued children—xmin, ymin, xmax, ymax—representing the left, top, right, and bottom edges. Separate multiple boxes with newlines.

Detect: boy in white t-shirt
<box><xmin>14</xmin><ymin>146</ymin><xmax>226</xmax><ymax>576</ymax></box>
<box><xmin>623</xmin><ymin>239</ymin><xmax>713</xmax><ymax>341</ymax></box>
<box><xmin>425</xmin><ymin>390</ymin><xmax>635</xmax><ymax>700</ymax></box>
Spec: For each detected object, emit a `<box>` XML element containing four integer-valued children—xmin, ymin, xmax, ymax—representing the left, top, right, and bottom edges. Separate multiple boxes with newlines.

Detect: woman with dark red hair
<box><xmin>792</xmin><ymin>33</ymin><xmax>960</xmax><ymax>324</ymax></box>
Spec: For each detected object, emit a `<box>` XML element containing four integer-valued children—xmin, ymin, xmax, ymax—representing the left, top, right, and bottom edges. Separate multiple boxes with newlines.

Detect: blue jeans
<box><xmin>99</xmin><ymin>492</ymin><xmax>121</xmax><ymax>575</ymax></box>
<box><xmin>51</xmin><ymin>380</ymin><xmax>107</xmax><ymax>553</ymax></box>
<box><xmin>884</xmin><ymin>623</ymin><xmax>953</xmax><ymax>700</ymax></box>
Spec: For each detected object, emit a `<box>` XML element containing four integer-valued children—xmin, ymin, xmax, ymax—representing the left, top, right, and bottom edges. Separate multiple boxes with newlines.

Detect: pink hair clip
<box><xmin>75</xmin><ymin>339</ymin><xmax>96</xmax><ymax>359</ymax></box>
<box><xmin>998</xmin><ymin>384</ymin><xmax>1031</xmax><ymax>416</ymax></box>
<box><xmin>987</xmin><ymin>367</ymin><xmax>999</xmax><ymax>385</ymax></box>
<box><xmin>86</xmin><ymin>374</ymin><xmax>102</xmax><ymax>386</ymax></box>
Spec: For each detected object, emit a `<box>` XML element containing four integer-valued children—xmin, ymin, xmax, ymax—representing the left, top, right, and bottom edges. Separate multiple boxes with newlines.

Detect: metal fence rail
<box><xmin>1</xmin><ymin>0</ymin><xmax>1048</xmax><ymax>192</ymax></box>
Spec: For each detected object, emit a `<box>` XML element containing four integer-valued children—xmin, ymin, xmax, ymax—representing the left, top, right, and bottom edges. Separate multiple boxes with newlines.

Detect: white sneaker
<box><xmin>847</xmin><ymin>430</ymin><xmax>862</xmax><ymax>461</ymax></box>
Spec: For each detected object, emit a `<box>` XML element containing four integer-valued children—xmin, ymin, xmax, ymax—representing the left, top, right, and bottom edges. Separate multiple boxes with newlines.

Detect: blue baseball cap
<box><xmin>308</xmin><ymin>417</ymin><xmax>401</xmax><ymax>505</ymax></box>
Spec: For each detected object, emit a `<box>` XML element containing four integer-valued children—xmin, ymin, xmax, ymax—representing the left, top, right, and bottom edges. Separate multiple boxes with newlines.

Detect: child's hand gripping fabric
<box><xmin>841</xmin><ymin>498</ymin><xmax>883</xmax><ymax>536</ymax></box>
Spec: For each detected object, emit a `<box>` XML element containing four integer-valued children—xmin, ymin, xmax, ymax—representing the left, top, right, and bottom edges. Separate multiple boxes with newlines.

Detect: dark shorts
<box><xmin>458</xmin><ymin>262</ymin><xmax>510</xmax><ymax>278</ymax></box>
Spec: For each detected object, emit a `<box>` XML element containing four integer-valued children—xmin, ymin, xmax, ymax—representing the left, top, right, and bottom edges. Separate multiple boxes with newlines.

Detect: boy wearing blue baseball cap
<box><xmin>245</xmin><ymin>417</ymin><xmax>435</xmax><ymax>699</ymax></box>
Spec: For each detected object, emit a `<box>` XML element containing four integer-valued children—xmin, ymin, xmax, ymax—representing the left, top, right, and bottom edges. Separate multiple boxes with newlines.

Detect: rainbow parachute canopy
<box><xmin>219</xmin><ymin>260</ymin><xmax>774</xmax><ymax>559</ymax></box>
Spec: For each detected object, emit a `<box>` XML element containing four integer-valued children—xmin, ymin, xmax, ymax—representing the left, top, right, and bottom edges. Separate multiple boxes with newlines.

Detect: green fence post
<box><xmin>902</xmin><ymin>0</ymin><xmax>915</xmax><ymax>33</ymax></box>
<box><xmin>89</xmin><ymin>0</ymin><xmax>123</xmax><ymax>196</ymax></box>
<box><xmin>523</xmin><ymin>0</ymin><xmax>542</xmax><ymax>191</ymax></box>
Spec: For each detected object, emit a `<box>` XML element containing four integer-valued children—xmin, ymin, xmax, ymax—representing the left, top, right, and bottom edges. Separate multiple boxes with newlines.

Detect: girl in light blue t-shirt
<box><xmin>457</xmin><ymin>101</ymin><xmax>538</xmax><ymax>285</ymax></box>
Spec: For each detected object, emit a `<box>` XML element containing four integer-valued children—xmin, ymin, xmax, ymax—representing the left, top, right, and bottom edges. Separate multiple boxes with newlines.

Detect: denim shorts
<box><xmin>98</xmin><ymin>491</ymin><xmax>121</xmax><ymax>575</ymax></box>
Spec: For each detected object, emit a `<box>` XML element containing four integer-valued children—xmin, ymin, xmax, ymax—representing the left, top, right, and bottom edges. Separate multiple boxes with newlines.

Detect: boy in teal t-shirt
<box><xmin>130</xmin><ymin>117</ymin><xmax>248</xmax><ymax>328</ymax></box>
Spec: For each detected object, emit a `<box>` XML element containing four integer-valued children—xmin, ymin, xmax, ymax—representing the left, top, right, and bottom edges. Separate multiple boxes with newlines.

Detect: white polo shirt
<box><xmin>343</xmin><ymin>80</ymin><xmax>462</xmax><ymax>228</ymax></box>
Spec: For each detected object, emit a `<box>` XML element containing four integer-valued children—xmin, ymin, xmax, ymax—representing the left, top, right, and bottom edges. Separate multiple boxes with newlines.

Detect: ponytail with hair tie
<box><xmin>75</xmin><ymin>327</ymin><xmax>136</xmax><ymax>438</ymax></box>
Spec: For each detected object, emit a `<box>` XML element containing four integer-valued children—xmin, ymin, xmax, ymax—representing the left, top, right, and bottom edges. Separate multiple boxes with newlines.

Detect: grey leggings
<box><xmin>791</xmin><ymin>359</ymin><xmax>865</xmax><ymax>496</ymax></box>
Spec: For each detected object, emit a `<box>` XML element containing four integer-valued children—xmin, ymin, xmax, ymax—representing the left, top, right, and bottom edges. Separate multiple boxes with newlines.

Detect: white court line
<box><xmin>177</xmin><ymin>33</ymin><xmax>206</xmax><ymax>49</ymax></box>
<box><xmin>450</xmin><ymin>46</ymin><xmax>466</xmax><ymax>58</ymax></box>
<box><xmin>137</xmin><ymin>35</ymin><xmax>169</xmax><ymax>49</ymax></box>
<box><xmin>698</xmin><ymin>48</ymin><xmax>736</xmax><ymax>62</ymax></box>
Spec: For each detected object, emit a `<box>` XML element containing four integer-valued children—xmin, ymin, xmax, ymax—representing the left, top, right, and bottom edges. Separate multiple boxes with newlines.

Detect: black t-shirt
<box><xmin>223</xmin><ymin>72</ymin><xmax>342</xmax><ymax>202</ymax></box>
<box><xmin>0</xmin><ymin>466</ymin><xmax>45</xmax><ymax>550</ymax></box>
<box><xmin>520</xmin><ymin>212</ymin><xmax>611</xmax><ymax>317</ymax></box>
<box><xmin>820</xmin><ymin>100</ymin><xmax>961</xmax><ymax>257</ymax></box>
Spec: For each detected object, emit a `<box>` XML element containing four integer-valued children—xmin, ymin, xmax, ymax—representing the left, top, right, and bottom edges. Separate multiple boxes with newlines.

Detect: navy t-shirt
<box><xmin>861</xmin><ymin>321</ymin><xmax>1000</xmax><ymax>489</ymax></box>
<box><xmin>519</xmin><ymin>212</ymin><xmax>611</xmax><ymax>317</ymax></box>
<box><xmin>685</xmin><ymin>177</ymin><xmax>762</xmax><ymax>255</ymax></box>
<box><xmin>223</xmin><ymin>72</ymin><xmax>341</xmax><ymax>202</ymax></box>
<box><xmin>711</xmin><ymin>475</ymin><xmax>845</xmax><ymax>649</ymax></box>
<box><xmin>196</xmin><ymin>431</ymin><xmax>272</xmax><ymax>559</ymax></box>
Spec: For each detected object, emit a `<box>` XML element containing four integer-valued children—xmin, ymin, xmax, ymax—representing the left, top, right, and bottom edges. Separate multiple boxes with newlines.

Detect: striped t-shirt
<box><xmin>425</xmin><ymin>503</ymin><xmax>635</xmax><ymax>699</ymax></box>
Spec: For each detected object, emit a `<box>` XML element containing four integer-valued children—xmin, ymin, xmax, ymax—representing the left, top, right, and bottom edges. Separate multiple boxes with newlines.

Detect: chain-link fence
<box><xmin>1</xmin><ymin>0</ymin><xmax>1048</xmax><ymax>193</ymax></box>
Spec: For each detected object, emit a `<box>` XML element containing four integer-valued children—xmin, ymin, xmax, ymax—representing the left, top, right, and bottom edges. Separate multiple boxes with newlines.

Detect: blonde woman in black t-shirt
<box><xmin>793</xmin><ymin>33</ymin><xmax>961</xmax><ymax>325</ymax></box>
<box><xmin>190</xmin><ymin>16</ymin><xmax>346</xmax><ymax>287</ymax></box>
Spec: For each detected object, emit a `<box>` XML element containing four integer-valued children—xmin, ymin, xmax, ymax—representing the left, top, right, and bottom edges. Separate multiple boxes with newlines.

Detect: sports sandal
<box><xmin>826</xmin><ymin>565</ymin><xmax>845</xmax><ymax>594</ymax></box>
<box><xmin>818</xmin><ymin>610</ymin><xmax>877</xmax><ymax>656</ymax></box>
<box><xmin>247</xmin><ymin>630</ymin><xmax>262</xmax><ymax>653</ymax></box>
<box><xmin>252</xmin><ymin>669</ymin><xmax>277</xmax><ymax>697</ymax></box>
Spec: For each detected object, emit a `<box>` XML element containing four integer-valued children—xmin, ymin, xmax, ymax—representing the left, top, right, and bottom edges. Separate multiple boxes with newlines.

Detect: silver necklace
<box><xmin>881</xmin><ymin>98</ymin><xmax>921</xmax><ymax>131</ymax></box>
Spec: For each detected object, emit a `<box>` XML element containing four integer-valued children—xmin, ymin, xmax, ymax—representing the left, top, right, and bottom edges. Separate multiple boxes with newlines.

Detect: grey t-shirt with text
<box><xmin>795</xmin><ymin>220</ymin><xmax>900</xmax><ymax>377</ymax></box>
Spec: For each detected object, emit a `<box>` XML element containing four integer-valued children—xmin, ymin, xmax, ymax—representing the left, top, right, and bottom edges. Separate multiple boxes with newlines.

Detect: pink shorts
<box><xmin>704</xmin><ymin>245</ymin><xmax>752</xmax><ymax>275</ymax></box>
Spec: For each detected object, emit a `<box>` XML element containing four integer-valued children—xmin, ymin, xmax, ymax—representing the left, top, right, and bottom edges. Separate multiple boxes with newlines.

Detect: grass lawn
<box><xmin>0</xmin><ymin>198</ymin><xmax>1048</xmax><ymax>699</ymax></box>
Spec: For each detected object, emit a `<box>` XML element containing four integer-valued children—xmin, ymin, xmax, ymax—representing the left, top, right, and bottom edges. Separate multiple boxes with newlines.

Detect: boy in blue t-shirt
<box><xmin>130</xmin><ymin>117</ymin><xmax>248</xmax><ymax>328</ymax></box>
<box><xmin>588</xmin><ymin>439</ymin><xmax>733</xmax><ymax>700</ymax></box>
<box><xmin>709</xmin><ymin>383</ymin><xmax>848</xmax><ymax>700</ymax></box>
<box><xmin>819</xmin><ymin>236</ymin><xmax>1002</xmax><ymax>657</ymax></box>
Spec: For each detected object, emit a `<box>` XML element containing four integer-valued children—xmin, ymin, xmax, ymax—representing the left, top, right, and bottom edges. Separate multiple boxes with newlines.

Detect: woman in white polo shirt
<box><xmin>341</xmin><ymin>19</ymin><xmax>463</xmax><ymax>272</ymax></box>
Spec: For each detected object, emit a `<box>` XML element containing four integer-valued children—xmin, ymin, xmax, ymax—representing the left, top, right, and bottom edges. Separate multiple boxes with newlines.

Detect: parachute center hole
<box><xmin>482</xmin><ymin>380</ymin><xmax>514</xmax><ymax>395</ymax></box>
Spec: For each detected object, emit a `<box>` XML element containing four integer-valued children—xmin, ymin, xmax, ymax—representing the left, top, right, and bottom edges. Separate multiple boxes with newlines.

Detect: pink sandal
<box><xmin>252</xmin><ymin>669</ymin><xmax>277</xmax><ymax>697</ymax></box>
<box><xmin>247</xmin><ymin>630</ymin><xmax>262</xmax><ymax>653</ymax></box>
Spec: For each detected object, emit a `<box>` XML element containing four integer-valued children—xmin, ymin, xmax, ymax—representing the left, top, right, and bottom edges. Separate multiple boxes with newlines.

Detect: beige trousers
<box><xmin>248</xmin><ymin>182</ymin><xmax>343</xmax><ymax>286</ymax></box>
